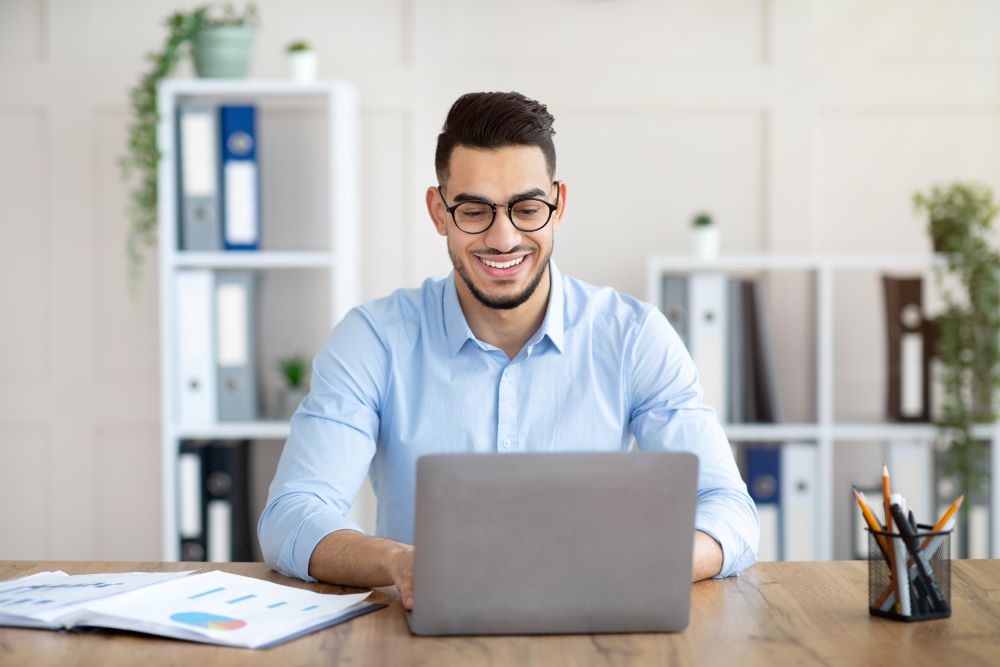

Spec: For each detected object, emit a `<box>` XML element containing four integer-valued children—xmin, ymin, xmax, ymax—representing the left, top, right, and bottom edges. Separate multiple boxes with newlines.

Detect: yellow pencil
<box><xmin>882</xmin><ymin>464</ymin><xmax>900</xmax><ymax>613</ymax></box>
<box><xmin>852</xmin><ymin>488</ymin><xmax>890</xmax><ymax>557</ymax></box>
<box><xmin>919</xmin><ymin>495</ymin><xmax>964</xmax><ymax>551</ymax></box>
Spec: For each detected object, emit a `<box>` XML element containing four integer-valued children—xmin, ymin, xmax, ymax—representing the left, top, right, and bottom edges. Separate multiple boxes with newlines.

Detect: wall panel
<box><xmin>0</xmin><ymin>0</ymin><xmax>46</xmax><ymax>63</ymax></box>
<box><xmin>814</xmin><ymin>0</ymin><xmax>1000</xmax><ymax>67</ymax></box>
<box><xmin>93</xmin><ymin>426</ymin><xmax>161</xmax><ymax>560</ymax></box>
<box><xmin>816</xmin><ymin>111</ymin><xmax>1000</xmax><ymax>252</ymax></box>
<box><xmin>418</xmin><ymin>0</ymin><xmax>768</xmax><ymax>66</ymax></box>
<box><xmin>557</xmin><ymin>109</ymin><xmax>766</xmax><ymax>298</ymax></box>
<box><xmin>0</xmin><ymin>109</ymin><xmax>49</xmax><ymax>382</ymax></box>
<box><xmin>0</xmin><ymin>427</ymin><xmax>49</xmax><ymax>558</ymax></box>
<box><xmin>94</xmin><ymin>108</ymin><xmax>159</xmax><ymax>384</ymax></box>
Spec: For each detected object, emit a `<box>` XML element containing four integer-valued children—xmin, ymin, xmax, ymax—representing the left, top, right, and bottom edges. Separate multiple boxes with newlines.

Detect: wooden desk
<box><xmin>1</xmin><ymin>560</ymin><xmax>998</xmax><ymax>666</ymax></box>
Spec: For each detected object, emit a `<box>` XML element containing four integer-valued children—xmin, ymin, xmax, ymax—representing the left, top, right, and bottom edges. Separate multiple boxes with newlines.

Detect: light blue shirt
<box><xmin>259</xmin><ymin>262</ymin><xmax>759</xmax><ymax>581</ymax></box>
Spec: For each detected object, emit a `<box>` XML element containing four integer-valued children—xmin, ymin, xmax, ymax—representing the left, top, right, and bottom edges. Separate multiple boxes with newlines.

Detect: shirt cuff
<box><xmin>695</xmin><ymin>510</ymin><xmax>750</xmax><ymax>578</ymax></box>
<box><xmin>280</xmin><ymin>507</ymin><xmax>364</xmax><ymax>582</ymax></box>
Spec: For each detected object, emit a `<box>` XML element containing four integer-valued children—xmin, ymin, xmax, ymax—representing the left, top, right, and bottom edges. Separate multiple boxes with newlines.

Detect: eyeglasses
<box><xmin>438</xmin><ymin>182</ymin><xmax>560</xmax><ymax>234</ymax></box>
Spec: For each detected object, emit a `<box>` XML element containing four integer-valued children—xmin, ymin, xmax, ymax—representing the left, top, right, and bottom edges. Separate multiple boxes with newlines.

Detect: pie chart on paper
<box><xmin>170</xmin><ymin>611</ymin><xmax>247</xmax><ymax>631</ymax></box>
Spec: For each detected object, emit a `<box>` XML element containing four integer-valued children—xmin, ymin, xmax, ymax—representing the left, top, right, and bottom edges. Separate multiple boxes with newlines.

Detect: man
<box><xmin>259</xmin><ymin>91</ymin><xmax>759</xmax><ymax>610</ymax></box>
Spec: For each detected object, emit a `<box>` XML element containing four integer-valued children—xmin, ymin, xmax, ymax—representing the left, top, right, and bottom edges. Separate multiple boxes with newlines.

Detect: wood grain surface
<box><xmin>1</xmin><ymin>560</ymin><xmax>998</xmax><ymax>666</ymax></box>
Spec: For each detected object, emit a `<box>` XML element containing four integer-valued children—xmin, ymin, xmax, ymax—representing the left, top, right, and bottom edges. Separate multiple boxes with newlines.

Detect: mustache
<box><xmin>472</xmin><ymin>245</ymin><xmax>535</xmax><ymax>256</ymax></box>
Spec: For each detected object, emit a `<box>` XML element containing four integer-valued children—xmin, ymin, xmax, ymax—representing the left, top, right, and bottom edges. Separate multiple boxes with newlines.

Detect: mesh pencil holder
<box><xmin>867</xmin><ymin>526</ymin><xmax>952</xmax><ymax>622</ymax></box>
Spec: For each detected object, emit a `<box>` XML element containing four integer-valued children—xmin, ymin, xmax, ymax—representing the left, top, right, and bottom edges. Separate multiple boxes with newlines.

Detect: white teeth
<box><xmin>481</xmin><ymin>256</ymin><xmax>525</xmax><ymax>269</ymax></box>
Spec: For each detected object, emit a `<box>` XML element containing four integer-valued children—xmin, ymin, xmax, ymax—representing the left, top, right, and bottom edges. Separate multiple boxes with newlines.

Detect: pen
<box><xmin>890</xmin><ymin>499</ymin><xmax>948</xmax><ymax>614</ymax></box>
<box><xmin>888</xmin><ymin>493</ymin><xmax>911</xmax><ymax>616</ymax></box>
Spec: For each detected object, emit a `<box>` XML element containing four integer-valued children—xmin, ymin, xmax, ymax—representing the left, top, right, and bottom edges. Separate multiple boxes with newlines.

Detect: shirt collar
<box><xmin>443</xmin><ymin>260</ymin><xmax>566</xmax><ymax>358</ymax></box>
<box><xmin>444</xmin><ymin>274</ymin><xmax>476</xmax><ymax>357</ymax></box>
<box><xmin>536</xmin><ymin>261</ymin><xmax>565</xmax><ymax>353</ymax></box>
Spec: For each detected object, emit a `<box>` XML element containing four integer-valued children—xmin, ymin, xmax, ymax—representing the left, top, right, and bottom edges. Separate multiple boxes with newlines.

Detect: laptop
<box><xmin>406</xmin><ymin>451</ymin><xmax>699</xmax><ymax>635</ymax></box>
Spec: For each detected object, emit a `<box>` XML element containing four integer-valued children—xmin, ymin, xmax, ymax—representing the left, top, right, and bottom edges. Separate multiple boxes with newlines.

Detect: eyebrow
<box><xmin>451</xmin><ymin>187</ymin><xmax>548</xmax><ymax>204</ymax></box>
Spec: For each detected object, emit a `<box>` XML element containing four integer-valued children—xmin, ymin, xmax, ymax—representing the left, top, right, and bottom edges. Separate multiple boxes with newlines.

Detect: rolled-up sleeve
<box><xmin>628</xmin><ymin>307</ymin><xmax>759</xmax><ymax>577</ymax></box>
<box><xmin>257</xmin><ymin>308</ymin><xmax>387</xmax><ymax>582</ymax></box>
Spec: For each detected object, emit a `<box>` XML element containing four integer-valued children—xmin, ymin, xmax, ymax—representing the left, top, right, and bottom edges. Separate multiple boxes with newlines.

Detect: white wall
<box><xmin>2</xmin><ymin>0</ymin><xmax>1000</xmax><ymax>561</ymax></box>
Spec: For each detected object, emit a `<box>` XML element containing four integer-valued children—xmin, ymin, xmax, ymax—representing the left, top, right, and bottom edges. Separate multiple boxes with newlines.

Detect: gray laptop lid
<box><xmin>408</xmin><ymin>451</ymin><xmax>699</xmax><ymax>635</ymax></box>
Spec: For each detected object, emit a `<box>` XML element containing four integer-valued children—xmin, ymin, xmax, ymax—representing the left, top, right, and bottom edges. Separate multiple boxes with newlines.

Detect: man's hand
<box><xmin>308</xmin><ymin>530</ymin><xmax>415</xmax><ymax>609</ymax></box>
<box><xmin>385</xmin><ymin>542</ymin><xmax>414</xmax><ymax>610</ymax></box>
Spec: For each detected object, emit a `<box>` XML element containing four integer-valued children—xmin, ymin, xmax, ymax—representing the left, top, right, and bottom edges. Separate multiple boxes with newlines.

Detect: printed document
<box><xmin>0</xmin><ymin>570</ymin><xmax>379</xmax><ymax>649</ymax></box>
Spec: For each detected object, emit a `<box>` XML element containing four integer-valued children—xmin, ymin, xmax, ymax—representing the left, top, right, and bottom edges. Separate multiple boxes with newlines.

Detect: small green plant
<box><xmin>286</xmin><ymin>40</ymin><xmax>311</xmax><ymax>53</ymax></box>
<box><xmin>691</xmin><ymin>212</ymin><xmax>713</xmax><ymax>227</ymax></box>
<box><xmin>279</xmin><ymin>355</ymin><xmax>308</xmax><ymax>389</ymax></box>
<box><xmin>914</xmin><ymin>182</ymin><xmax>1000</xmax><ymax>550</ymax></box>
<box><xmin>119</xmin><ymin>3</ymin><xmax>258</xmax><ymax>296</ymax></box>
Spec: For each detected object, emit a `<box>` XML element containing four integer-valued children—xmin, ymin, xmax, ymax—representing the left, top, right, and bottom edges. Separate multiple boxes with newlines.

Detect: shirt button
<box><xmin>501</xmin><ymin>438</ymin><xmax>511</xmax><ymax>449</ymax></box>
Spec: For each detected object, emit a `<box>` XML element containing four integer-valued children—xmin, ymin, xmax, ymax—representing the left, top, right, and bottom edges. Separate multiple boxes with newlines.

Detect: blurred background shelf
<box><xmin>157</xmin><ymin>79</ymin><xmax>362</xmax><ymax>562</ymax></box>
<box><xmin>650</xmin><ymin>253</ymin><xmax>1000</xmax><ymax>561</ymax></box>
<box><xmin>171</xmin><ymin>251</ymin><xmax>334</xmax><ymax>269</ymax></box>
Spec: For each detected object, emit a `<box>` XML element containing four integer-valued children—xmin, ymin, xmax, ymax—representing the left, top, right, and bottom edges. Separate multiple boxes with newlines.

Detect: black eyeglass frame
<box><xmin>437</xmin><ymin>181</ymin><xmax>561</xmax><ymax>234</ymax></box>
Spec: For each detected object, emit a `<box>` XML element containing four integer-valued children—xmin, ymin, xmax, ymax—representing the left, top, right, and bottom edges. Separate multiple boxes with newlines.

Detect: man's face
<box><xmin>429</xmin><ymin>145</ymin><xmax>564</xmax><ymax>310</ymax></box>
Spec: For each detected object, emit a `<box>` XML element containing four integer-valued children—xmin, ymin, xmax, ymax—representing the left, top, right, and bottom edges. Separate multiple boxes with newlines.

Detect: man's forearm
<box><xmin>692</xmin><ymin>530</ymin><xmax>724</xmax><ymax>582</ymax></box>
<box><xmin>308</xmin><ymin>529</ymin><xmax>411</xmax><ymax>589</ymax></box>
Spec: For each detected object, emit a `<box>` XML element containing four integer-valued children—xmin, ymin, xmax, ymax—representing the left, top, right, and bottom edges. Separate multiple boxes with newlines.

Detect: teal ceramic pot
<box><xmin>192</xmin><ymin>26</ymin><xmax>253</xmax><ymax>78</ymax></box>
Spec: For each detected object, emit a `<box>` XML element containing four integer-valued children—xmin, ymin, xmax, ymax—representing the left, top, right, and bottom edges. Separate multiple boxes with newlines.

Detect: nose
<box><xmin>483</xmin><ymin>206</ymin><xmax>522</xmax><ymax>252</ymax></box>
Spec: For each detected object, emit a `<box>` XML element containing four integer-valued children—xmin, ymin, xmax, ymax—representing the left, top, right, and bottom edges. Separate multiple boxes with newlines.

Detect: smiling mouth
<box><xmin>479</xmin><ymin>256</ymin><xmax>526</xmax><ymax>269</ymax></box>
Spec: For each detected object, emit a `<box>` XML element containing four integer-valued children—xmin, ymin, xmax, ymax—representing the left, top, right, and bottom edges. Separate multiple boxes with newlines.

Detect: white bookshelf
<box><xmin>156</xmin><ymin>79</ymin><xmax>361</xmax><ymax>561</ymax></box>
<box><xmin>648</xmin><ymin>254</ymin><xmax>1000</xmax><ymax>560</ymax></box>
<box><xmin>171</xmin><ymin>251</ymin><xmax>334</xmax><ymax>269</ymax></box>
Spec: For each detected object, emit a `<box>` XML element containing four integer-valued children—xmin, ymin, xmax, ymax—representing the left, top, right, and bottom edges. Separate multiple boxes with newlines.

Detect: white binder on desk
<box><xmin>216</xmin><ymin>272</ymin><xmax>258</xmax><ymax>422</ymax></box>
<box><xmin>175</xmin><ymin>270</ymin><xmax>217</xmax><ymax>424</ymax></box>
<box><xmin>688</xmin><ymin>273</ymin><xmax>728</xmax><ymax>419</ymax></box>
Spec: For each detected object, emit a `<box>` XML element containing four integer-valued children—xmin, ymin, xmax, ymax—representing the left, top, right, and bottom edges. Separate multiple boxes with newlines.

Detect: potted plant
<box><xmin>286</xmin><ymin>40</ymin><xmax>318</xmax><ymax>83</ymax></box>
<box><xmin>691</xmin><ymin>211</ymin><xmax>719</xmax><ymax>259</ymax></box>
<box><xmin>119</xmin><ymin>3</ymin><xmax>258</xmax><ymax>295</ymax></box>
<box><xmin>277</xmin><ymin>354</ymin><xmax>309</xmax><ymax>420</ymax></box>
<box><xmin>913</xmin><ymin>182</ymin><xmax>1000</xmax><ymax>555</ymax></box>
<box><xmin>192</xmin><ymin>3</ymin><xmax>259</xmax><ymax>78</ymax></box>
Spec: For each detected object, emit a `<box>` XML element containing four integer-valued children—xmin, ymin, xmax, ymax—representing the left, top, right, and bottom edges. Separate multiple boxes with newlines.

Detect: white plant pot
<box><xmin>692</xmin><ymin>225</ymin><xmax>720</xmax><ymax>259</ymax></box>
<box><xmin>287</xmin><ymin>51</ymin><xmax>318</xmax><ymax>83</ymax></box>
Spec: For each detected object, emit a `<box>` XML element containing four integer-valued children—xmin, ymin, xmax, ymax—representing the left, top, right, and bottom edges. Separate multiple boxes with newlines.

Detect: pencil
<box><xmin>852</xmin><ymin>487</ymin><xmax>890</xmax><ymax>558</ymax></box>
<box><xmin>919</xmin><ymin>495</ymin><xmax>965</xmax><ymax>551</ymax></box>
<box><xmin>882</xmin><ymin>464</ymin><xmax>900</xmax><ymax>613</ymax></box>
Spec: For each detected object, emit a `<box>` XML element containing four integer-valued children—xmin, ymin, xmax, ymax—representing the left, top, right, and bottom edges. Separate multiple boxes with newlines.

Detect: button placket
<box><xmin>497</xmin><ymin>363</ymin><xmax>519</xmax><ymax>452</ymax></box>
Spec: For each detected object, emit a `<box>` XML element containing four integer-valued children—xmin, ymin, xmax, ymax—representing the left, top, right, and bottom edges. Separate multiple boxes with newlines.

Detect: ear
<box><xmin>551</xmin><ymin>181</ymin><xmax>568</xmax><ymax>232</ymax></box>
<box><xmin>426</xmin><ymin>186</ymin><xmax>448</xmax><ymax>237</ymax></box>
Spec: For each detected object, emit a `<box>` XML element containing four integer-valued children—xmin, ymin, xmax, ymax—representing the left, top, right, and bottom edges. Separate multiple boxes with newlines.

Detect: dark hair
<box><xmin>435</xmin><ymin>91</ymin><xmax>556</xmax><ymax>184</ymax></box>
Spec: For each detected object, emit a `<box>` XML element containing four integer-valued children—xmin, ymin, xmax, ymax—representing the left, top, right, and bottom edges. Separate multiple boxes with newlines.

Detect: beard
<box><xmin>449</xmin><ymin>243</ymin><xmax>552</xmax><ymax>310</ymax></box>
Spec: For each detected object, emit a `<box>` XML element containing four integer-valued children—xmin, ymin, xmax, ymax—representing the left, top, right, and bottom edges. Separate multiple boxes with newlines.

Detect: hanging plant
<box><xmin>119</xmin><ymin>4</ymin><xmax>258</xmax><ymax>296</ymax></box>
